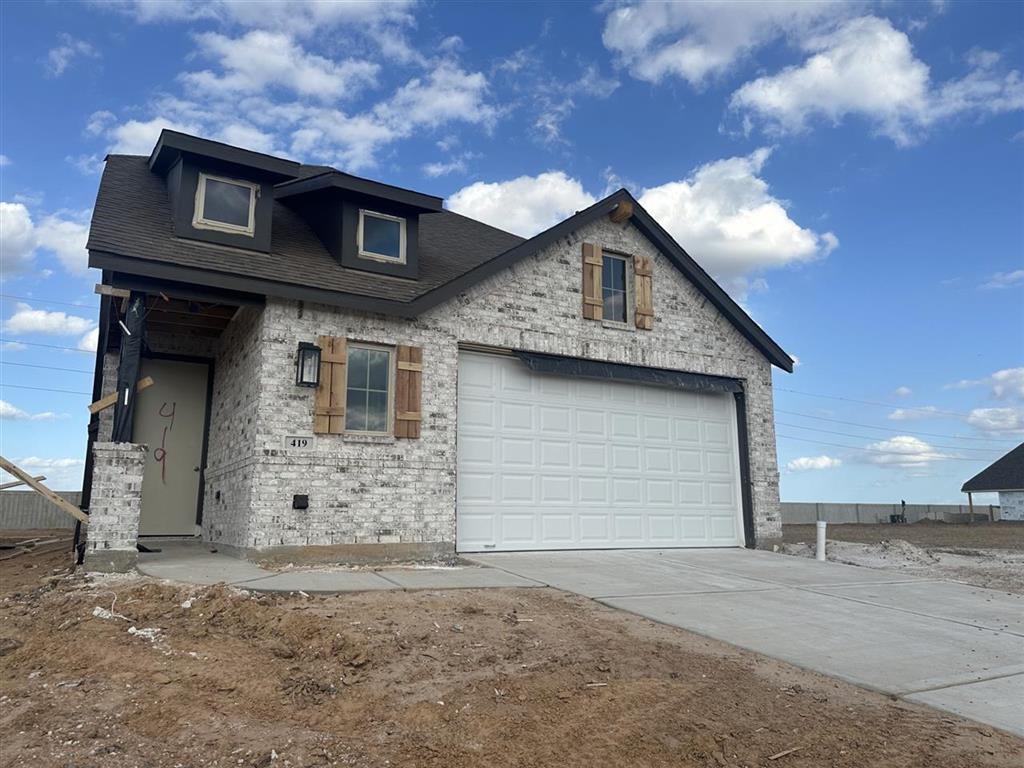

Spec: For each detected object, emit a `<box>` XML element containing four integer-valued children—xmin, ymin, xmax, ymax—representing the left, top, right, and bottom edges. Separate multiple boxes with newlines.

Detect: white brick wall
<box><xmin>232</xmin><ymin>216</ymin><xmax>782</xmax><ymax>551</ymax></box>
<box><xmin>83</xmin><ymin>442</ymin><xmax>146</xmax><ymax>572</ymax></box>
<box><xmin>96</xmin><ymin>216</ymin><xmax>785</xmax><ymax>554</ymax></box>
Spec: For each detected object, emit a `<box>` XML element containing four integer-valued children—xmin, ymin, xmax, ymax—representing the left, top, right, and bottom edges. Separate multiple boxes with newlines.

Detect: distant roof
<box><xmin>961</xmin><ymin>442</ymin><xmax>1024</xmax><ymax>492</ymax></box>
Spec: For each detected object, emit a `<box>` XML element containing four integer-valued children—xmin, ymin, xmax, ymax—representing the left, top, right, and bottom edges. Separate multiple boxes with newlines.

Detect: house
<box><xmin>79</xmin><ymin>130</ymin><xmax>793</xmax><ymax>572</ymax></box>
<box><xmin>961</xmin><ymin>443</ymin><xmax>1024</xmax><ymax>522</ymax></box>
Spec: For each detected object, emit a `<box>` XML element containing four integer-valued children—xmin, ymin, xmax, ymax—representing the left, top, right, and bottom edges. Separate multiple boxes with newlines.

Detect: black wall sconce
<box><xmin>296</xmin><ymin>342</ymin><xmax>321</xmax><ymax>387</ymax></box>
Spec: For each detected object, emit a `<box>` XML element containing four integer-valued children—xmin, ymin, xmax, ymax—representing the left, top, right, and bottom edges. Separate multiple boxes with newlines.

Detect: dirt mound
<box><xmin>2</xmin><ymin>548</ymin><xmax>1021</xmax><ymax>767</ymax></box>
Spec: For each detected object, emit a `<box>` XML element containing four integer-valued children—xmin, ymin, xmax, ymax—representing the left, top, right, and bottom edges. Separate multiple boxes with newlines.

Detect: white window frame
<box><xmin>193</xmin><ymin>172</ymin><xmax>257</xmax><ymax>236</ymax></box>
<box><xmin>601</xmin><ymin>251</ymin><xmax>634</xmax><ymax>329</ymax></box>
<box><xmin>343</xmin><ymin>342</ymin><xmax>395</xmax><ymax>435</ymax></box>
<box><xmin>357</xmin><ymin>209</ymin><xmax>407</xmax><ymax>264</ymax></box>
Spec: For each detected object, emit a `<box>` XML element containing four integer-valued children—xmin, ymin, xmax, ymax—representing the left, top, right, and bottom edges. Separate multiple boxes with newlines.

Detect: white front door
<box><xmin>455</xmin><ymin>351</ymin><xmax>744</xmax><ymax>552</ymax></box>
<box><xmin>134</xmin><ymin>358</ymin><xmax>209</xmax><ymax>536</ymax></box>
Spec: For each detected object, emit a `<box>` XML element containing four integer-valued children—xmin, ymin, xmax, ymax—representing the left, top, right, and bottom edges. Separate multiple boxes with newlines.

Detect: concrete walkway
<box><xmin>136</xmin><ymin>540</ymin><xmax>542</xmax><ymax>592</ymax></box>
<box><xmin>467</xmin><ymin>548</ymin><xmax>1024</xmax><ymax>738</ymax></box>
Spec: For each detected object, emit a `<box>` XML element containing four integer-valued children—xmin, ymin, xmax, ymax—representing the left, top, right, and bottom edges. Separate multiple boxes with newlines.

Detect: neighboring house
<box><xmin>80</xmin><ymin>130</ymin><xmax>793</xmax><ymax>571</ymax></box>
<box><xmin>962</xmin><ymin>443</ymin><xmax>1024</xmax><ymax>522</ymax></box>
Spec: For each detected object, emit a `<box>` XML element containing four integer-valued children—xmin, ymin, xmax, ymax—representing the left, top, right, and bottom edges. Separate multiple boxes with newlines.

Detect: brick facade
<box><xmin>97</xmin><ymin>215</ymin><xmax>784</xmax><ymax>557</ymax></box>
<box><xmin>83</xmin><ymin>442</ymin><xmax>147</xmax><ymax>573</ymax></box>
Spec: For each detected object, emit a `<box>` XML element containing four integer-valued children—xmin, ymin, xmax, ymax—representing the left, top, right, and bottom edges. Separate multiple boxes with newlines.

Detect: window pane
<box><xmin>367</xmin><ymin>350</ymin><xmax>390</xmax><ymax>391</ymax></box>
<box><xmin>362</xmin><ymin>214</ymin><xmax>402</xmax><ymax>259</ymax></box>
<box><xmin>602</xmin><ymin>257</ymin><xmax>614</xmax><ymax>291</ymax></box>
<box><xmin>346</xmin><ymin>388</ymin><xmax>366</xmax><ymax>432</ymax></box>
<box><xmin>604</xmin><ymin>290</ymin><xmax>626</xmax><ymax>324</ymax></box>
<box><xmin>366</xmin><ymin>391</ymin><xmax>388</xmax><ymax>432</ymax></box>
<box><xmin>202</xmin><ymin>178</ymin><xmax>251</xmax><ymax>228</ymax></box>
<box><xmin>347</xmin><ymin>348</ymin><xmax>368</xmax><ymax>389</ymax></box>
<box><xmin>603</xmin><ymin>256</ymin><xmax>625</xmax><ymax>290</ymax></box>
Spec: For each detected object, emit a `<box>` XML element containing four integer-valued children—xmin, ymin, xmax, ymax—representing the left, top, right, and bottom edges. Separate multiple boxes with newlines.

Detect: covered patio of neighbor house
<box><xmin>78</xmin><ymin>273</ymin><xmax>264</xmax><ymax>572</ymax></box>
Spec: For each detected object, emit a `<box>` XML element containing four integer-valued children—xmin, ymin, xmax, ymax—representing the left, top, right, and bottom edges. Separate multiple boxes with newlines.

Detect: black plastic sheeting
<box><xmin>513</xmin><ymin>351</ymin><xmax>742</xmax><ymax>394</ymax></box>
<box><xmin>110</xmin><ymin>292</ymin><xmax>146</xmax><ymax>442</ymax></box>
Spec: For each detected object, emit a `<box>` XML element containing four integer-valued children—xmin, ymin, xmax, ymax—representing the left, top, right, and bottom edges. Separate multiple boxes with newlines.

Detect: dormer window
<box><xmin>358</xmin><ymin>209</ymin><xmax>406</xmax><ymax>263</ymax></box>
<box><xmin>193</xmin><ymin>172</ymin><xmax>257</xmax><ymax>236</ymax></box>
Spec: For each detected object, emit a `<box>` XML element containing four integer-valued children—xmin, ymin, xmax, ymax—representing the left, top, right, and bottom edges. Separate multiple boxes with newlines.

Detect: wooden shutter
<box><xmin>582</xmin><ymin>242</ymin><xmax>603</xmax><ymax>321</ymax></box>
<box><xmin>394</xmin><ymin>345</ymin><xmax>423</xmax><ymax>439</ymax></box>
<box><xmin>314</xmin><ymin>336</ymin><xmax>347</xmax><ymax>434</ymax></box>
<box><xmin>634</xmin><ymin>254</ymin><xmax>654</xmax><ymax>330</ymax></box>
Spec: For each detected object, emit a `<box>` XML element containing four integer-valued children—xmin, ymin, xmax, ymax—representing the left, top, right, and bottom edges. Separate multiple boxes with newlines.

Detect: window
<box><xmin>193</xmin><ymin>173</ymin><xmax>257</xmax><ymax>235</ymax></box>
<box><xmin>345</xmin><ymin>344</ymin><xmax>393</xmax><ymax>433</ymax></box>
<box><xmin>358</xmin><ymin>210</ymin><xmax>406</xmax><ymax>262</ymax></box>
<box><xmin>602</xmin><ymin>253</ymin><xmax>631</xmax><ymax>324</ymax></box>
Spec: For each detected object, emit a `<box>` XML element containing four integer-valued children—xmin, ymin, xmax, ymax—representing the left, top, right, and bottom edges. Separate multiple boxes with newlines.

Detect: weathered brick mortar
<box><xmin>93</xmin><ymin>216</ymin><xmax>784</xmax><ymax>554</ymax></box>
<box><xmin>83</xmin><ymin>442</ymin><xmax>146</xmax><ymax>573</ymax></box>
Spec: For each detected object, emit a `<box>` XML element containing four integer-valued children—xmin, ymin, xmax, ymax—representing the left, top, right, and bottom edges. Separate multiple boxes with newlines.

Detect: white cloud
<box><xmin>78</xmin><ymin>328</ymin><xmax>100</xmax><ymax>352</ymax></box>
<box><xmin>786</xmin><ymin>455</ymin><xmax>841</xmax><ymax>471</ymax></box>
<box><xmin>730</xmin><ymin>17</ymin><xmax>1024</xmax><ymax>145</ymax></box>
<box><xmin>637</xmin><ymin>148</ymin><xmax>838</xmax><ymax>290</ymax></box>
<box><xmin>0</xmin><ymin>154</ymin><xmax>10</xmax><ymax>166</ymax></box>
<box><xmin>887</xmin><ymin>406</ymin><xmax>940</xmax><ymax>421</ymax></box>
<box><xmin>4</xmin><ymin>457</ymin><xmax>86</xmax><ymax>490</ymax></box>
<box><xmin>601</xmin><ymin>0</ymin><xmax>843</xmax><ymax>87</ymax></box>
<box><xmin>66</xmin><ymin>153</ymin><xmax>105</xmax><ymax>175</ymax></box>
<box><xmin>981</xmin><ymin>269</ymin><xmax>1024</xmax><ymax>289</ymax></box>
<box><xmin>3</xmin><ymin>302</ymin><xmax>95</xmax><ymax>336</ymax></box>
<box><xmin>448</xmin><ymin>148</ymin><xmax>836</xmax><ymax>294</ymax></box>
<box><xmin>966</xmin><ymin>407</ymin><xmax>1024</xmax><ymax>434</ymax></box>
<box><xmin>85</xmin><ymin>110</ymin><xmax>117</xmax><ymax>136</ymax></box>
<box><xmin>377</xmin><ymin>63</ymin><xmax>498</xmax><ymax>131</ymax></box>
<box><xmin>34</xmin><ymin>212</ymin><xmax>92</xmax><ymax>273</ymax></box>
<box><xmin>1</xmin><ymin>203</ymin><xmax>89</xmax><ymax>276</ymax></box>
<box><xmin>183</xmin><ymin>31</ymin><xmax>379</xmax><ymax>101</ymax></box>
<box><xmin>107</xmin><ymin>116</ymin><xmax>201</xmax><ymax>155</ymax></box>
<box><xmin>0</xmin><ymin>202</ymin><xmax>37</xmax><ymax>276</ymax></box>
<box><xmin>893</xmin><ymin>386</ymin><xmax>913</xmax><ymax>397</ymax></box>
<box><xmin>46</xmin><ymin>33</ymin><xmax>99</xmax><ymax>77</ymax></box>
<box><xmin>864</xmin><ymin>435</ymin><xmax>950</xmax><ymax>467</ymax></box>
<box><xmin>422</xmin><ymin>152</ymin><xmax>477</xmax><ymax>178</ymax></box>
<box><xmin>0</xmin><ymin>400</ymin><xmax>65</xmax><ymax>422</ymax></box>
<box><xmin>946</xmin><ymin>367</ymin><xmax>1024</xmax><ymax>400</ymax></box>
<box><xmin>104</xmin><ymin>0</ymin><xmax>418</xmax><ymax>39</ymax></box>
<box><xmin>448</xmin><ymin>172</ymin><xmax>596</xmax><ymax>237</ymax></box>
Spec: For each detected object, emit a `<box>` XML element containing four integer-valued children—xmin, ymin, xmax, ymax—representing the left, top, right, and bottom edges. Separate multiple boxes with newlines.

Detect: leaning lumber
<box><xmin>88</xmin><ymin>376</ymin><xmax>154</xmax><ymax>415</ymax></box>
<box><xmin>0</xmin><ymin>457</ymin><xmax>88</xmax><ymax>524</ymax></box>
<box><xmin>0</xmin><ymin>474</ymin><xmax>45</xmax><ymax>490</ymax></box>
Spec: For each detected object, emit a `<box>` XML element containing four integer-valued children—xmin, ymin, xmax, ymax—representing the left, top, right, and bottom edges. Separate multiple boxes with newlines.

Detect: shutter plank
<box><xmin>394</xmin><ymin>345</ymin><xmax>422</xmax><ymax>439</ymax></box>
<box><xmin>328</xmin><ymin>336</ymin><xmax>347</xmax><ymax>434</ymax></box>
<box><xmin>313</xmin><ymin>334</ymin><xmax>333</xmax><ymax>434</ymax></box>
<box><xmin>634</xmin><ymin>255</ymin><xmax>654</xmax><ymax>330</ymax></box>
<box><xmin>582</xmin><ymin>242</ymin><xmax>603</xmax><ymax>321</ymax></box>
<box><xmin>394</xmin><ymin>346</ymin><xmax>410</xmax><ymax>438</ymax></box>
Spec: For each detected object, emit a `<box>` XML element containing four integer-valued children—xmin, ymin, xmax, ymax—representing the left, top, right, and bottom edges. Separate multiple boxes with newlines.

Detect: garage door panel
<box><xmin>577</xmin><ymin>442</ymin><xmax>607</xmax><ymax>470</ymax></box>
<box><xmin>457</xmin><ymin>352</ymin><xmax>743</xmax><ymax>552</ymax></box>
<box><xmin>540</xmin><ymin>475</ymin><xmax>572</xmax><ymax>504</ymax></box>
<box><xmin>673</xmin><ymin>418</ymin><xmax>700</xmax><ymax>442</ymax></box>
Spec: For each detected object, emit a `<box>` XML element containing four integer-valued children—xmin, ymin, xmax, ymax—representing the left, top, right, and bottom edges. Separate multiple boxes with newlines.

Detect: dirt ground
<box><xmin>1</xmin><ymin>546</ymin><xmax>1022</xmax><ymax>767</ymax></box>
<box><xmin>781</xmin><ymin>522</ymin><xmax>1024</xmax><ymax>594</ymax></box>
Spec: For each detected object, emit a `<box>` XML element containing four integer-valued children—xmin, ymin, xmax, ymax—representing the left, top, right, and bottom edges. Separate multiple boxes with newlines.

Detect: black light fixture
<box><xmin>296</xmin><ymin>342</ymin><xmax>321</xmax><ymax>387</ymax></box>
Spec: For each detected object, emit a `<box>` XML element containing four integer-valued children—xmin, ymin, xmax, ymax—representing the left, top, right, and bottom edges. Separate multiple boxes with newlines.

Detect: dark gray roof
<box><xmin>87</xmin><ymin>155</ymin><xmax>524</xmax><ymax>304</ymax></box>
<box><xmin>962</xmin><ymin>443</ymin><xmax>1024</xmax><ymax>492</ymax></box>
<box><xmin>87</xmin><ymin>154</ymin><xmax>793</xmax><ymax>370</ymax></box>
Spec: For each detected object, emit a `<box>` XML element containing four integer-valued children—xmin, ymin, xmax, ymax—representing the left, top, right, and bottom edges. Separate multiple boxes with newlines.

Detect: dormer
<box><xmin>276</xmin><ymin>171</ymin><xmax>443</xmax><ymax>280</ymax></box>
<box><xmin>149</xmin><ymin>131</ymin><xmax>300</xmax><ymax>253</ymax></box>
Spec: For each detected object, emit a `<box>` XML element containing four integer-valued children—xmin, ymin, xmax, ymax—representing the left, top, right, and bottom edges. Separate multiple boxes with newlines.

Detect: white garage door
<box><xmin>456</xmin><ymin>351</ymin><xmax>744</xmax><ymax>552</ymax></box>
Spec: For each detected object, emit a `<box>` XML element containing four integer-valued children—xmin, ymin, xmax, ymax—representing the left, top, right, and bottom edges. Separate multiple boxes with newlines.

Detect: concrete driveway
<box><xmin>467</xmin><ymin>548</ymin><xmax>1024</xmax><ymax>737</ymax></box>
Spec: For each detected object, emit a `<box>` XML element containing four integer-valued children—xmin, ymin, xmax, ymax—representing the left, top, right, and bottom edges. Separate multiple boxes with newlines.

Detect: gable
<box><xmin>423</xmin><ymin>190</ymin><xmax>793</xmax><ymax>372</ymax></box>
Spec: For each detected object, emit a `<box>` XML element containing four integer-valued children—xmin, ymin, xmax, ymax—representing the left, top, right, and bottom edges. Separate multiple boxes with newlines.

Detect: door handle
<box><xmin>193</xmin><ymin>466</ymin><xmax>201</xmax><ymax>472</ymax></box>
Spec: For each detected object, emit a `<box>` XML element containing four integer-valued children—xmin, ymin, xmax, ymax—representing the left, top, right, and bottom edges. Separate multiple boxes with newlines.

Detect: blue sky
<box><xmin>1</xmin><ymin>0</ymin><xmax>1022</xmax><ymax>502</ymax></box>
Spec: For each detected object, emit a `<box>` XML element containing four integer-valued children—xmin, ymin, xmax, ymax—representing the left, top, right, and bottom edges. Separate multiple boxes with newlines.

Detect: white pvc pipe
<box><xmin>816</xmin><ymin>520</ymin><xmax>827</xmax><ymax>561</ymax></box>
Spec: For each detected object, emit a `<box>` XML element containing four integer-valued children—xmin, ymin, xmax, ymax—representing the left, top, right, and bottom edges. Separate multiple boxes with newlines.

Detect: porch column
<box><xmin>111</xmin><ymin>292</ymin><xmax>146</xmax><ymax>442</ymax></box>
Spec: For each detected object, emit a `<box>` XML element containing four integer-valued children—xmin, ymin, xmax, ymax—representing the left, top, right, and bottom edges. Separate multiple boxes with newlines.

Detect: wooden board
<box><xmin>0</xmin><ymin>457</ymin><xmax>88</xmax><ymax>524</ymax></box>
<box><xmin>88</xmin><ymin>376</ymin><xmax>155</xmax><ymax>415</ymax></box>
